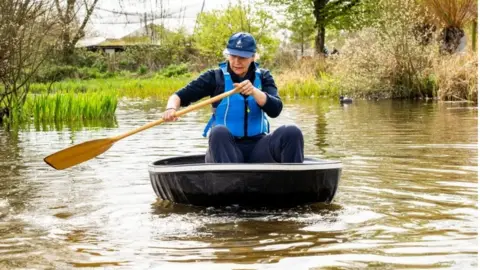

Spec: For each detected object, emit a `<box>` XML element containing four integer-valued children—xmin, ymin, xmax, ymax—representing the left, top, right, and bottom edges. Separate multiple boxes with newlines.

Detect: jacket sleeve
<box><xmin>259</xmin><ymin>69</ymin><xmax>283</xmax><ymax>118</ymax></box>
<box><xmin>175</xmin><ymin>70</ymin><xmax>217</xmax><ymax>107</ymax></box>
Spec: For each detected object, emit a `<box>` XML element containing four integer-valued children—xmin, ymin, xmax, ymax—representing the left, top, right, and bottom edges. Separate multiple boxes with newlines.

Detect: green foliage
<box><xmin>38</xmin><ymin>26</ymin><xmax>197</xmax><ymax>79</ymax></box>
<box><xmin>29</xmin><ymin>76</ymin><xmax>194</xmax><ymax>99</ymax></box>
<box><xmin>107</xmin><ymin>26</ymin><xmax>196</xmax><ymax>71</ymax></box>
<box><xmin>279</xmin><ymin>77</ymin><xmax>320</xmax><ymax>98</ymax></box>
<box><xmin>158</xmin><ymin>64</ymin><xmax>190</xmax><ymax>78</ymax></box>
<box><xmin>326</xmin><ymin>0</ymin><xmax>442</xmax><ymax>99</ymax></box>
<box><xmin>34</xmin><ymin>65</ymin><xmax>77</xmax><ymax>83</ymax></box>
<box><xmin>266</xmin><ymin>0</ymin><xmax>361</xmax><ymax>53</ymax></box>
<box><xmin>289</xmin><ymin>15</ymin><xmax>316</xmax><ymax>47</ymax></box>
<box><xmin>277</xmin><ymin>1</ymin><xmax>316</xmax><ymax>52</ymax></box>
<box><xmin>2</xmin><ymin>0</ymin><xmax>476</xmax><ymax>122</ymax></box>
<box><xmin>193</xmin><ymin>3</ymin><xmax>280</xmax><ymax>64</ymax></box>
<box><xmin>276</xmin><ymin>72</ymin><xmax>340</xmax><ymax>98</ymax></box>
<box><xmin>0</xmin><ymin>0</ymin><xmax>58</xmax><ymax>124</ymax></box>
<box><xmin>73</xmin><ymin>49</ymin><xmax>110</xmax><ymax>68</ymax></box>
<box><xmin>326</xmin><ymin>0</ymin><xmax>384</xmax><ymax>31</ymax></box>
<box><xmin>119</xmin><ymin>44</ymin><xmax>190</xmax><ymax>71</ymax></box>
<box><xmin>3</xmin><ymin>90</ymin><xmax>118</xmax><ymax>127</ymax></box>
<box><xmin>320</xmin><ymin>0</ymin><xmax>362</xmax><ymax>26</ymax></box>
<box><xmin>138</xmin><ymin>65</ymin><xmax>148</xmax><ymax>75</ymax></box>
<box><xmin>33</xmin><ymin>65</ymin><xmax>115</xmax><ymax>83</ymax></box>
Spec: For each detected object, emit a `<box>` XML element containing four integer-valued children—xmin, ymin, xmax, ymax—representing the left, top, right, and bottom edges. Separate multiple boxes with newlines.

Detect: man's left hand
<box><xmin>234</xmin><ymin>81</ymin><xmax>259</xmax><ymax>96</ymax></box>
<box><xmin>234</xmin><ymin>80</ymin><xmax>267</xmax><ymax>106</ymax></box>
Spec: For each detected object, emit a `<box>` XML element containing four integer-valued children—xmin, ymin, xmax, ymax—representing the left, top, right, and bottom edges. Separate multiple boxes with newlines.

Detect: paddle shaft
<box><xmin>43</xmin><ymin>86</ymin><xmax>241</xmax><ymax>170</ymax></box>
<box><xmin>112</xmin><ymin>87</ymin><xmax>240</xmax><ymax>142</ymax></box>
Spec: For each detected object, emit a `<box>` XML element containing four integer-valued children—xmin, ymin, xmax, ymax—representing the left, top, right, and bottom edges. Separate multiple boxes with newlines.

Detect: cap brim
<box><xmin>224</xmin><ymin>48</ymin><xmax>255</xmax><ymax>58</ymax></box>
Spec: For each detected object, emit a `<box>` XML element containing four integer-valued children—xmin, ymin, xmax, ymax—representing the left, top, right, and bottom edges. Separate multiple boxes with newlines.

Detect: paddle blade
<box><xmin>44</xmin><ymin>138</ymin><xmax>116</xmax><ymax>170</ymax></box>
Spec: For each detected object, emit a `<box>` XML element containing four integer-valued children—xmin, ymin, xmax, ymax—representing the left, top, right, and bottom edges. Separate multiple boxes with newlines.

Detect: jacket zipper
<box><xmin>244</xmin><ymin>97</ymin><xmax>248</xmax><ymax>137</ymax></box>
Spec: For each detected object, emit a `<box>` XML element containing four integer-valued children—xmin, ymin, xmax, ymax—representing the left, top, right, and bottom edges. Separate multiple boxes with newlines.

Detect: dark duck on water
<box><xmin>340</xmin><ymin>96</ymin><xmax>353</xmax><ymax>104</ymax></box>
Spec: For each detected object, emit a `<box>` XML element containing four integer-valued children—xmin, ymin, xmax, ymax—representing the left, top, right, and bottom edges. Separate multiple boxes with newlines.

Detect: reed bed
<box><xmin>22</xmin><ymin>91</ymin><xmax>118</xmax><ymax>122</ymax></box>
<box><xmin>434</xmin><ymin>52</ymin><xmax>478</xmax><ymax>103</ymax></box>
<box><xmin>30</xmin><ymin>76</ymin><xmax>193</xmax><ymax>99</ymax></box>
<box><xmin>273</xmin><ymin>57</ymin><xmax>342</xmax><ymax>99</ymax></box>
<box><xmin>5</xmin><ymin>75</ymin><xmax>188</xmax><ymax>126</ymax></box>
<box><xmin>29</xmin><ymin>70</ymin><xmax>334</xmax><ymax>100</ymax></box>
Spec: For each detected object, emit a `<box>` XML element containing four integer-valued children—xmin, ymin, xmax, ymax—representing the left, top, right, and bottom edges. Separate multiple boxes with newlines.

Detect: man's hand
<box><xmin>234</xmin><ymin>80</ymin><xmax>258</xmax><ymax>96</ymax></box>
<box><xmin>163</xmin><ymin>94</ymin><xmax>181</xmax><ymax>122</ymax></box>
<box><xmin>162</xmin><ymin>108</ymin><xmax>178</xmax><ymax>122</ymax></box>
<box><xmin>233</xmin><ymin>80</ymin><xmax>267</xmax><ymax>106</ymax></box>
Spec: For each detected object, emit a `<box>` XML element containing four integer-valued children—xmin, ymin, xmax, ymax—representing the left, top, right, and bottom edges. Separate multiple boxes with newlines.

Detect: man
<box><xmin>163</xmin><ymin>32</ymin><xmax>304</xmax><ymax>163</ymax></box>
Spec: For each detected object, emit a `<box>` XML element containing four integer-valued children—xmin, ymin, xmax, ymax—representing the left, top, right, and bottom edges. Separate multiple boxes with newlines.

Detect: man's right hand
<box><xmin>162</xmin><ymin>108</ymin><xmax>178</xmax><ymax>122</ymax></box>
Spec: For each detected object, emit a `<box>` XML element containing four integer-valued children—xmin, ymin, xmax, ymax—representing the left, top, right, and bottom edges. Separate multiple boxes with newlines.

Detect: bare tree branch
<box><xmin>0</xmin><ymin>0</ymin><xmax>59</xmax><ymax>121</ymax></box>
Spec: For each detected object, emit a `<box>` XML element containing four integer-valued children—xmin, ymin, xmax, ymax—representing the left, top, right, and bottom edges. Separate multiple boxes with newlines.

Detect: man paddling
<box><xmin>162</xmin><ymin>32</ymin><xmax>304</xmax><ymax>164</ymax></box>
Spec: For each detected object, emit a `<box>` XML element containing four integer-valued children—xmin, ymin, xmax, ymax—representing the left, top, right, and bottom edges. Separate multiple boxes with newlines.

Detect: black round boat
<box><xmin>148</xmin><ymin>155</ymin><xmax>342</xmax><ymax>207</ymax></box>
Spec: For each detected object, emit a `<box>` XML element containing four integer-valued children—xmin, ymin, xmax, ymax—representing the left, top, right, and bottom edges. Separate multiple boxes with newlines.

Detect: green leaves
<box><xmin>193</xmin><ymin>3</ymin><xmax>279</xmax><ymax>64</ymax></box>
<box><xmin>265</xmin><ymin>0</ymin><xmax>361</xmax><ymax>54</ymax></box>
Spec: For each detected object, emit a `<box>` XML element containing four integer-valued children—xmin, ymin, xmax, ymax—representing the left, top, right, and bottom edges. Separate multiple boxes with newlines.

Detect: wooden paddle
<box><xmin>44</xmin><ymin>87</ymin><xmax>241</xmax><ymax>170</ymax></box>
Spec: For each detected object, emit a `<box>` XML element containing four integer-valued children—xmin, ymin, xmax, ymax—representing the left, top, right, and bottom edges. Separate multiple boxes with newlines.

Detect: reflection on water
<box><xmin>0</xmin><ymin>98</ymin><xmax>477</xmax><ymax>269</ymax></box>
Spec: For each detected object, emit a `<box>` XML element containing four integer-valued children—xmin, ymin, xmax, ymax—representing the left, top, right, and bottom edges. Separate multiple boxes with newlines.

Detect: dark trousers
<box><xmin>205</xmin><ymin>125</ymin><xmax>304</xmax><ymax>163</ymax></box>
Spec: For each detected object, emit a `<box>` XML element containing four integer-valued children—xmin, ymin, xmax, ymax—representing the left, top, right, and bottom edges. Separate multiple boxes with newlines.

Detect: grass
<box><xmin>2</xmin><ymin>91</ymin><xmax>119</xmax><ymax>127</ymax></box>
<box><xmin>29</xmin><ymin>75</ymin><xmax>194</xmax><ymax>99</ymax></box>
<box><xmin>273</xmin><ymin>58</ymin><xmax>342</xmax><ymax>99</ymax></box>
<box><xmin>29</xmin><ymin>67</ymin><xmax>340</xmax><ymax>100</ymax></box>
<box><xmin>275</xmin><ymin>68</ymin><xmax>341</xmax><ymax>98</ymax></box>
<box><xmin>26</xmin><ymin>91</ymin><xmax>118</xmax><ymax>121</ymax></box>
<box><xmin>433</xmin><ymin>51</ymin><xmax>478</xmax><ymax>102</ymax></box>
<box><xmin>3</xmin><ymin>74</ymin><xmax>190</xmax><ymax>126</ymax></box>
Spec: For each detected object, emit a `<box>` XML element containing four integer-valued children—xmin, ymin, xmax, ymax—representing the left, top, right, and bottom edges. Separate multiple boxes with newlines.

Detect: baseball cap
<box><xmin>224</xmin><ymin>32</ymin><xmax>257</xmax><ymax>58</ymax></box>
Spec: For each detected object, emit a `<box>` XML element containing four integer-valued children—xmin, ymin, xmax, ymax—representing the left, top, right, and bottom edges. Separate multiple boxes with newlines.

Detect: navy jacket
<box><xmin>175</xmin><ymin>62</ymin><xmax>283</xmax><ymax>118</ymax></box>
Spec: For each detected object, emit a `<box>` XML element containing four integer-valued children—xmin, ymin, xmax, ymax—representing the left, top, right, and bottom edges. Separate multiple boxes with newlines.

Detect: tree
<box><xmin>0</xmin><ymin>0</ymin><xmax>59</xmax><ymax>121</ymax></box>
<box><xmin>54</xmin><ymin>0</ymin><xmax>99</xmax><ymax>63</ymax></box>
<box><xmin>422</xmin><ymin>0</ymin><xmax>477</xmax><ymax>53</ymax></box>
<box><xmin>280</xmin><ymin>1</ymin><xmax>316</xmax><ymax>57</ymax></box>
<box><xmin>193</xmin><ymin>3</ymin><xmax>280</xmax><ymax>64</ymax></box>
<box><xmin>266</xmin><ymin>0</ymin><xmax>361</xmax><ymax>55</ymax></box>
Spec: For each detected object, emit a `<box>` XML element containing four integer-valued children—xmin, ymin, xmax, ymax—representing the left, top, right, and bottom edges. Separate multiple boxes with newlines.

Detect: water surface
<box><xmin>0</xmin><ymin>98</ymin><xmax>477</xmax><ymax>269</ymax></box>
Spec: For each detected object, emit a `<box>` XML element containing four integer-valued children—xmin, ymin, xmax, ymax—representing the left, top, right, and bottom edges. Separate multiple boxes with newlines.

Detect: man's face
<box><xmin>228</xmin><ymin>54</ymin><xmax>254</xmax><ymax>77</ymax></box>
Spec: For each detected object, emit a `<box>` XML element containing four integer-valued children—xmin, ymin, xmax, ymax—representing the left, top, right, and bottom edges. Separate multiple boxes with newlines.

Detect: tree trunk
<box><xmin>440</xmin><ymin>26</ymin><xmax>465</xmax><ymax>54</ymax></box>
<box><xmin>315</xmin><ymin>25</ymin><xmax>326</xmax><ymax>56</ymax></box>
<box><xmin>472</xmin><ymin>20</ymin><xmax>477</xmax><ymax>52</ymax></box>
<box><xmin>56</xmin><ymin>0</ymin><xmax>99</xmax><ymax>64</ymax></box>
<box><xmin>62</xmin><ymin>32</ymin><xmax>74</xmax><ymax>64</ymax></box>
<box><xmin>313</xmin><ymin>0</ymin><xmax>328</xmax><ymax>56</ymax></box>
<box><xmin>301</xmin><ymin>31</ymin><xmax>304</xmax><ymax>56</ymax></box>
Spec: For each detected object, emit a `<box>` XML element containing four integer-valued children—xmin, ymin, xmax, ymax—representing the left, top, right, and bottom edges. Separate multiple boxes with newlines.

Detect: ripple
<box><xmin>0</xmin><ymin>99</ymin><xmax>477</xmax><ymax>269</ymax></box>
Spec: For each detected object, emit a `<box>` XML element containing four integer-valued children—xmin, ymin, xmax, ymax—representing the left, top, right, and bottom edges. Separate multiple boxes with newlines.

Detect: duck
<box><xmin>340</xmin><ymin>96</ymin><xmax>353</xmax><ymax>104</ymax></box>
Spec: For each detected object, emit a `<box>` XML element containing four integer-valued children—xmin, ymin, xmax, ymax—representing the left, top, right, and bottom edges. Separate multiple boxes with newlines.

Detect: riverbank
<box><xmin>28</xmin><ymin>50</ymin><xmax>478</xmax><ymax>102</ymax></box>
<box><xmin>1</xmin><ymin>50</ymin><xmax>476</xmax><ymax>126</ymax></box>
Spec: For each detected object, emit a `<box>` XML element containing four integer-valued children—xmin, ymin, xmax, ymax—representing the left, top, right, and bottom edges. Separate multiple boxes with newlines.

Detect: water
<box><xmin>0</xmin><ymin>98</ymin><xmax>477</xmax><ymax>269</ymax></box>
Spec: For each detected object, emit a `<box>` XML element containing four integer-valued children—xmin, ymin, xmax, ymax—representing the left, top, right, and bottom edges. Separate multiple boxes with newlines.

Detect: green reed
<box><xmin>30</xmin><ymin>76</ymin><xmax>193</xmax><ymax>99</ymax></box>
<box><xmin>277</xmin><ymin>72</ymin><xmax>341</xmax><ymax>98</ymax></box>
<box><xmin>23</xmin><ymin>91</ymin><xmax>118</xmax><ymax>122</ymax></box>
<box><xmin>28</xmin><ymin>72</ymin><xmax>340</xmax><ymax>101</ymax></box>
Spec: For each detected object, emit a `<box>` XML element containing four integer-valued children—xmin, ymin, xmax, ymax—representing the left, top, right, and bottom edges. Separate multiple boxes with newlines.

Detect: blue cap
<box><xmin>224</xmin><ymin>32</ymin><xmax>256</xmax><ymax>58</ymax></box>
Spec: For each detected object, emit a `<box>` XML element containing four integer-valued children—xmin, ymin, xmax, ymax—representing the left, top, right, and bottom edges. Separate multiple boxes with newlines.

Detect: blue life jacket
<box><xmin>202</xmin><ymin>62</ymin><xmax>270</xmax><ymax>138</ymax></box>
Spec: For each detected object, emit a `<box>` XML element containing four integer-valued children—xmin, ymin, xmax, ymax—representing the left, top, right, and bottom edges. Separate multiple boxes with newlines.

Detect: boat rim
<box><xmin>148</xmin><ymin>159</ymin><xmax>342</xmax><ymax>173</ymax></box>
